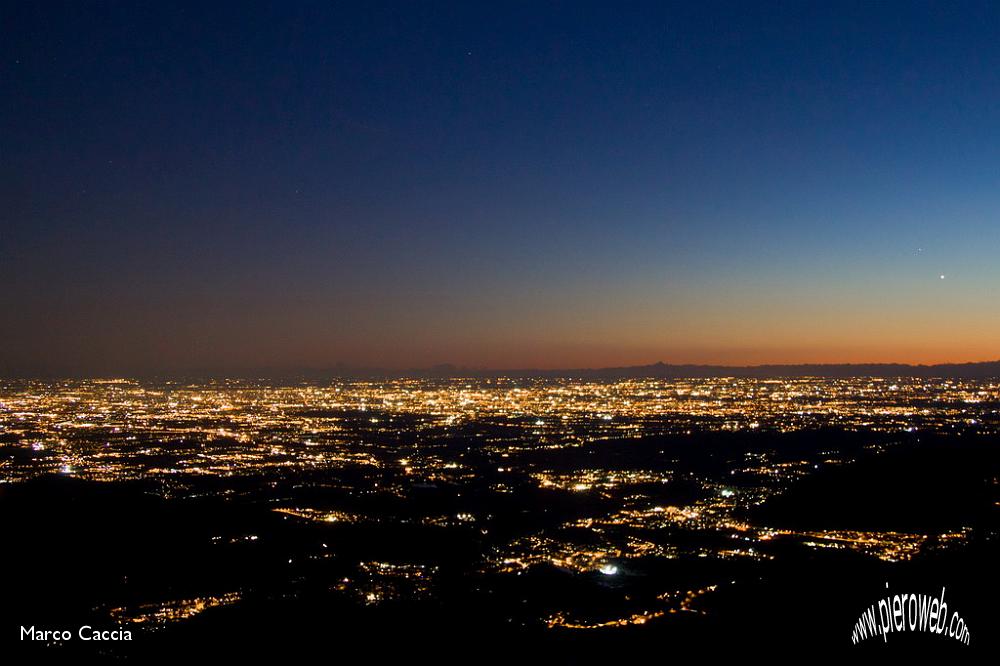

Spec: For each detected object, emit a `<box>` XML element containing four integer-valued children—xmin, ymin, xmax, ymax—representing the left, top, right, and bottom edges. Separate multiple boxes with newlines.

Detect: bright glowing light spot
<box><xmin>940</xmin><ymin>274</ymin><xmax>946</xmax><ymax>280</ymax></box>
<box><xmin>572</xmin><ymin>483</ymin><xmax>591</xmax><ymax>492</ymax></box>
<box><xmin>599</xmin><ymin>564</ymin><xmax>618</xmax><ymax>575</ymax></box>
<box><xmin>59</xmin><ymin>464</ymin><xmax>73</xmax><ymax>474</ymax></box>
<box><xmin>720</xmin><ymin>488</ymin><xmax>735</xmax><ymax>497</ymax></box>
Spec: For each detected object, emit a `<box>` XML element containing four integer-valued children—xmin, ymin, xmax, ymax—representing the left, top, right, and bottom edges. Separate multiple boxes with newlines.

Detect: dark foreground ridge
<box><xmin>3</xmin><ymin>429</ymin><xmax>998</xmax><ymax>657</ymax></box>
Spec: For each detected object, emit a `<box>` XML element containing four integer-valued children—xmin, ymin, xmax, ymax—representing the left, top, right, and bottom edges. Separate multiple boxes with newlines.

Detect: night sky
<box><xmin>3</xmin><ymin>1</ymin><xmax>999</xmax><ymax>375</ymax></box>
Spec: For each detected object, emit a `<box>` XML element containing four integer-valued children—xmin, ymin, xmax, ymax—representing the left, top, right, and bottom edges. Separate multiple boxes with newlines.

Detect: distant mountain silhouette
<box><xmin>315</xmin><ymin>360</ymin><xmax>1000</xmax><ymax>380</ymax></box>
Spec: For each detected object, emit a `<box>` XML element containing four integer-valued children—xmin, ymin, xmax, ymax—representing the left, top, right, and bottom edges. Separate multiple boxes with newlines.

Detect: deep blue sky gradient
<box><xmin>3</xmin><ymin>2</ymin><xmax>999</xmax><ymax>372</ymax></box>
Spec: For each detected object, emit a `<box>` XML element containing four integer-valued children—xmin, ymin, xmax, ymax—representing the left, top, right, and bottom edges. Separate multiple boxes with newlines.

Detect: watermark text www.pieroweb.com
<box><xmin>851</xmin><ymin>584</ymin><xmax>970</xmax><ymax>645</ymax></box>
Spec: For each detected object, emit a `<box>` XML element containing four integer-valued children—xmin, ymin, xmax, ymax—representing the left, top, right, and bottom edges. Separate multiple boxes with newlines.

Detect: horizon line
<box><xmin>4</xmin><ymin>358</ymin><xmax>1000</xmax><ymax>380</ymax></box>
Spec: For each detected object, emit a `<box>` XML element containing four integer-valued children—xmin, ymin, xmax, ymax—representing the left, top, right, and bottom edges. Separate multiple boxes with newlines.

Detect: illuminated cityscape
<box><xmin>3</xmin><ymin>376</ymin><xmax>997</xmax><ymax>653</ymax></box>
